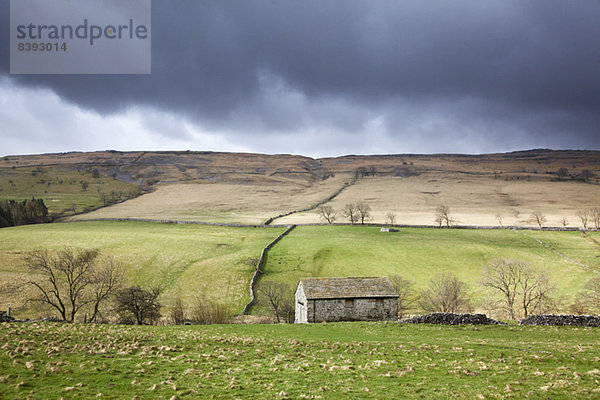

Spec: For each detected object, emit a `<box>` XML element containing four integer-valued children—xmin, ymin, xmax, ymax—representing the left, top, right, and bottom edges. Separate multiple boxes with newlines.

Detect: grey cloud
<box><xmin>1</xmin><ymin>0</ymin><xmax>599</xmax><ymax>154</ymax></box>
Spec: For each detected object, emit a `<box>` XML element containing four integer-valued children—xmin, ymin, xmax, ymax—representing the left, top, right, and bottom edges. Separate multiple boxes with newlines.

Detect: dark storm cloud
<box><xmin>1</xmin><ymin>0</ymin><xmax>599</xmax><ymax>154</ymax></box>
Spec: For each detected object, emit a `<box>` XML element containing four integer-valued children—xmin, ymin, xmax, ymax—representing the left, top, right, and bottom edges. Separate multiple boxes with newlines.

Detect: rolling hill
<box><xmin>2</xmin><ymin>149</ymin><xmax>598</xmax><ymax>226</ymax></box>
<box><xmin>1</xmin><ymin>149</ymin><xmax>599</xmax><ymax>319</ymax></box>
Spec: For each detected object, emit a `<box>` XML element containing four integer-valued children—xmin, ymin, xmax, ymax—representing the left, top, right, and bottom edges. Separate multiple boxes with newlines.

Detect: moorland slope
<box><xmin>2</xmin><ymin>149</ymin><xmax>598</xmax><ymax>226</ymax></box>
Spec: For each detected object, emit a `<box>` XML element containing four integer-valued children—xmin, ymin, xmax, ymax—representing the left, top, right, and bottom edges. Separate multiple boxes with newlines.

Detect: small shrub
<box><xmin>190</xmin><ymin>296</ymin><xmax>231</xmax><ymax>325</ymax></box>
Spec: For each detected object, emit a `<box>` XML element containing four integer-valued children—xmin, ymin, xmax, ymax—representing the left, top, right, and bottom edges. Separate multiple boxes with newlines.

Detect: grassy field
<box><xmin>0</xmin><ymin>221</ymin><xmax>285</xmax><ymax>318</ymax></box>
<box><xmin>261</xmin><ymin>226</ymin><xmax>600</xmax><ymax>311</ymax></box>
<box><xmin>2</xmin><ymin>223</ymin><xmax>599</xmax><ymax>319</ymax></box>
<box><xmin>69</xmin><ymin>173</ymin><xmax>351</xmax><ymax>225</ymax></box>
<box><xmin>0</xmin><ymin>166</ymin><xmax>139</xmax><ymax>217</ymax></box>
<box><xmin>1</xmin><ymin>322</ymin><xmax>600</xmax><ymax>399</ymax></box>
<box><xmin>70</xmin><ymin>172</ymin><xmax>600</xmax><ymax>227</ymax></box>
<box><xmin>278</xmin><ymin>173</ymin><xmax>600</xmax><ymax>226</ymax></box>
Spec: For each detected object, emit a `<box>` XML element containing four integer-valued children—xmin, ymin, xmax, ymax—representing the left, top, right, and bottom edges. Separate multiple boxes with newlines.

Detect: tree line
<box><xmin>19</xmin><ymin>248</ymin><xmax>600</xmax><ymax>324</ymax></box>
<box><xmin>319</xmin><ymin>202</ymin><xmax>600</xmax><ymax>230</ymax></box>
<box><xmin>389</xmin><ymin>258</ymin><xmax>600</xmax><ymax>320</ymax></box>
<box><xmin>256</xmin><ymin>258</ymin><xmax>600</xmax><ymax>322</ymax></box>
<box><xmin>20</xmin><ymin>247</ymin><xmax>232</xmax><ymax>325</ymax></box>
<box><xmin>0</xmin><ymin>198</ymin><xmax>49</xmax><ymax>228</ymax></box>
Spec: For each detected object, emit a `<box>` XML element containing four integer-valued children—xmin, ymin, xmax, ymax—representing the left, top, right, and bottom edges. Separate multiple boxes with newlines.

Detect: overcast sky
<box><xmin>1</xmin><ymin>1</ymin><xmax>600</xmax><ymax>158</ymax></box>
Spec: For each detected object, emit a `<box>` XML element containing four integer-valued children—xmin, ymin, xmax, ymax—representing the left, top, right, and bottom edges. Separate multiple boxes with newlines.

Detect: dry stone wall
<box><xmin>0</xmin><ymin>311</ymin><xmax>15</xmax><ymax>322</ymax></box>
<box><xmin>242</xmin><ymin>225</ymin><xmax>297</xmax><ymax>315</ymax></box>
<box><xmin>401</xmin><ymin>313</ymin><xmax>504</xmax><ymax>325</ymax></box>
<box><xmin>519</xmin><ymin>314</ymin><xmax>600</xmax><ymax>327</ymax></box>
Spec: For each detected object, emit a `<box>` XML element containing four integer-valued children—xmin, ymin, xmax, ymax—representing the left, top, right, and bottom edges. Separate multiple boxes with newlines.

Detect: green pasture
<box><xmin>0</xmin><ymin>166</ymin><xmax>139</xmax><ymax>217</ymax></box>
<box><xmin>2</xmin><ymin>221</ymin><xmax>599</xmax><ymax>319</ymax></box>
<box><xmin>0</xmin><ymin>221</ymin><xmax>285</xmax><ymax>317</ymax></box>
<box><xmin>262</xmin><ymin>226</ymin><xmax>600</xmax><ymax>304</ymax></box>
<box><xmin>1</xmin><ymin>322</ymin><xmax>600</xmax><ymax>399</ymax></box>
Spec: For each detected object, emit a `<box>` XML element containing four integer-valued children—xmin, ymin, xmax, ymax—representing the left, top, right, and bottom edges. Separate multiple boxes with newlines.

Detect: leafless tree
<box><xmin>25</xmin><ymin>248</ymin><xmax>99</xmax><ymax>322</ymax></box>
<box><xmin>88</xmin><ymin>257</ymin><xmax>123</xmax><ymax>323</ymax></box>
<box><xmin>419</xmin><ymin>273</ymin><xmax>470</xmax><ymax>313</ymax></box>
<box><xmin>560</xmin><ymin>217</ymin><xmax>569</xmax><ymax>228</ymax></box>
<box><xmin>580</xmin><ymin>169</ymin><xmax>595</xmax><ymax>182</ymax></box>
<box><xmin>388</xmin><ymin>275</ymin><xmax>417</xmax><ymax>319</ymax></box>
<box><xmin>481</xmin><ymin>258</ymin><xmax>525</xmax><ymax>320</ymax></box>
<box><xmin>556</xmin><ymin>168</ymin><xmax>569</xmax><ymax>180</ymax></box>
<box><xmin>386</xmin><ymin>212</ymin><xmax>397</xmax><ymax>225</ymax></box>
<box><xmin>567</xmin><ymin>296</ymin><xmax>590</xmax><ymax>316</ymax></box>
<box><xmin>529</xmin><ymin>210</ymin><xmax>547</xmax><ymax>228</ymax></box>
<box><xmin>521</xmin><ymin>270</ymin><xmax>554</xmax><ymax>317</ymax></box>
<box><xmin>190</xmin><ymin>295</ymin><xmax>231</xmax><ymax>325</ymax></box>
<box><xmin>355</xmin><ymin>167</ymin><xmax>368</xmax><ymax>178</ymax></box>
<box><xmin>434</xmin><ymin>205</ymin><xmax>455</xmax><ymax>228</ymax></box>
<box><xmin>257</xmin><ymin>280</ymin><xmax>294</xmax><ymax>323</ymax></box>
<box><xmin>355</xmin><ymin>202</ymin><xmax>372</xmax><ymax>225</ymax></box>
<box><xmin>115</xmin><ymin>286</ymin><xmax>162</xmax><ymax>325</ymax></box>
<box><xmin>368</xmin><ymin>165</ymin><xmax>377</xmax><ymax>177</ymax></box>
<box><xmin>317</xmin><ymin>205</ymin><xmax>336</xmax><ymax>224</ymax></box>
<box><xmin>342</xmin><ymin>203</ymin><xmax>359</xmax><ymax>225</ymax></box>
<box><xmin>481</xmin><ymin>258</ymin><xmax>555</xmax><ymax>319</ymax></box>
<box><xmin>170</xmin><ymin>296</ymin><xmax>187</xmax><ymax>325</ymax></box>
<box><xmin>589</xmin><ymin>207</ymin><xmax>600</xmax><ymax>230</ymax></box>
<box><xmin>577</xmin><ymin>209</ymin><xmax>590</xmax><ymax>230</ymax></box>
<box><xmin>581</xmin><ymin>277</ymin><xmax>600</xmax><ymax>313</ymax></box>
<box><xmin>495</xmin><ymin>213</ymin><xmax>504</xmax><ymax>227</ymax></box>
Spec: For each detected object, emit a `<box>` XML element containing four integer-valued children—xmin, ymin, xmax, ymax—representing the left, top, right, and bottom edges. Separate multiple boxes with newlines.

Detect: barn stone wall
<box><xmin>309</xmin><ymin>297</ymin><xmax>398</xmax><ymax>322</ymax></box>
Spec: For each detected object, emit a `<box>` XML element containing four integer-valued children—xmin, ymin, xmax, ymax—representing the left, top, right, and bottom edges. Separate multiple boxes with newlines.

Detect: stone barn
<box><xmin>295</xmin><ymin>277</ymin><xmax>399</xmax><ymax>323</ymax></box>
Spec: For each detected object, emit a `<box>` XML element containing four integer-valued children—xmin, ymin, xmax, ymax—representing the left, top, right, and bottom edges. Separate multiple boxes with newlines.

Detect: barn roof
<box><xmin>298</xmin><ymin>277</ymin><xmax>399</xmax><ymax>299</ymax></box>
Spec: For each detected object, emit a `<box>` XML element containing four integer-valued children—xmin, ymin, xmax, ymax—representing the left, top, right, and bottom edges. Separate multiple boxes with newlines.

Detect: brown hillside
<box><xmin>2</xmin><ymin>149</ymin><xmax>599</xmax><ymax>226</ymax></box>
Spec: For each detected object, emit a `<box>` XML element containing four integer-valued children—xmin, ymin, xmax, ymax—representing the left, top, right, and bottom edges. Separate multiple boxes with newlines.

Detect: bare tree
<box><xmin>567</xmin><ymin>296</ymin><xmax>590</xmax><ymax>316</ymax></box>
<box><xmin>529</xmin><ymin>210</ymin><xmax>547</xmax><ymax>228</ymax></box>
<box><xmin>556</xmin><ymin>168</ymin><xmax>569</xmax><ymax>180</ymax></box>
<box><xmin>481</xmin><ymin>258</ymin><xmax>555</xmax><ymax>319</ymax></box>
<box><xmin>495</xmin><ymin>213</ymin><xmax>504</xmax><ymax>227</ymax></box>
<box><xmin>190</xmin><ymin>295</ymin><xmax>231</xmax><ymax>325</ymax></box>
<box><xmin>88</xmin><ymin>257</ymin><xmax>123</xmax><ymax>323</ymax></box>
<box><xmin>589</xmin><ymin>207</ymin><xmax>600</xmax><ymax>230</ymax></box>
<box><xmin>521</xmin><ymin>270</ymin><xmax>554</xmax><ymax>317</ymax></box>
<box><xmin>24</xmin><ymin>248</ymin><xmax>100</xmax><ymax>322</ymax></box>
<box><xmin>581</xmin><ymin>277</ymin><xmax>600</xmax><ymax>313</ymax></box>
<box><xmin>434</xmin><ymin>205</ymin><xmax>455</xmax><ymax>228</ymax></box>
<box><xmin>580</xmin><ymin>169</ymin><xmax>595</xmax><ymax>182</ymax></box>
<box><xmin>388</xmin><ymin>275</ymin><xmax>417</xmax><ymax>319</ymax></box>
<box><xmin>115</xmin><ymin>286</ymin><xmax>162</xmax><ymax>325</ymax></box>
<box><xmin>560</xmin><ymin>217</ymin><xmax>569</xmax><ymax>228</ymax></box>
<box><xmin>481</xmin><ymin>259</ymin><xmax>525</xmax><ymax>320</ymax></box>
<box><xmin>386</xmin><ymin>212</ymin><xmax>397</xmax><ymax>225</ymax></box>
<box><xmin>317</xmin><ymin>205</ymin><xmax>336</xmax><ymax>224</ymax></box>
<box><xmin>355</xmin><ymin>167</ymin><xmax>368</xmax><ymax>179</ymax></box>
<box><xmin>342</xmin><ymin>203</ymin><xmax>359</xmax><ymax>225</ymax></box>
<box><xmin>257</xmin><ymin>280</ymin><xmax>294</xmax><ymax>323</ymax></box>
<box><xmin>577</xmin><ymin>209</ymin><xmax>590</xmax><ymax>230</ymax></box>
<box><xmin>419</xmin><ymin>273</ymin><xmax>470</xmax><ymax>313</ymax></box>
<box><xmin>355</xmin><ymin>202</ymin><xmax>372</xmax><ymax>225</ymax></box>
<box><xmin>170</xmin><ymin>296</ymin><xmax>187</xmax><ymax>325</ymax></box>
